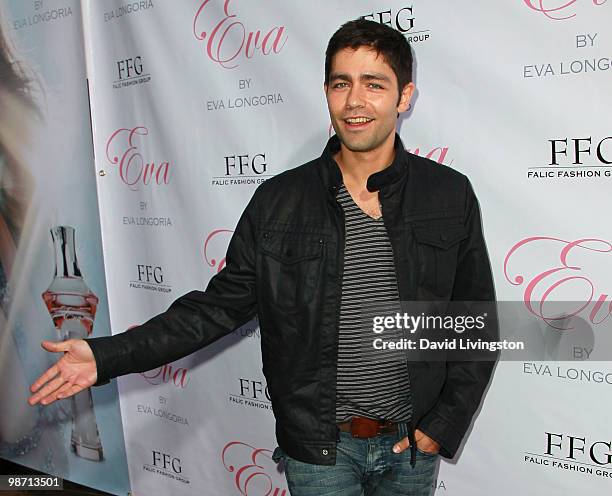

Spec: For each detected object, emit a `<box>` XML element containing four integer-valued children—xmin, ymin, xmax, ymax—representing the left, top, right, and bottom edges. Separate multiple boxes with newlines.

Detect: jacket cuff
<box><xmin>84</xmin><ymin>336</ymin><xmax>116</xmax><ymax>386</ymax></box>
<box><xmin>417</xmin><ymin>412</ymin><xmax>464</xmax><ymax>459</ymax></box>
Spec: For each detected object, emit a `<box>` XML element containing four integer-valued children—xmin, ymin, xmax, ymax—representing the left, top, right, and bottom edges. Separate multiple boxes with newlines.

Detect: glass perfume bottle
<box><xmin>42</xmin><ymin>226</ymin><xmax>104</xmax><ymax>461</ymax></box>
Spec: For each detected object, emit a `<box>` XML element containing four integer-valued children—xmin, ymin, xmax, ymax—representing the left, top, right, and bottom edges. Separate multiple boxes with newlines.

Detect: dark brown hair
<box><xmin>325</xmin><ymin>18</ymin><xmax>413</xmax><ymax>98</ymax></box>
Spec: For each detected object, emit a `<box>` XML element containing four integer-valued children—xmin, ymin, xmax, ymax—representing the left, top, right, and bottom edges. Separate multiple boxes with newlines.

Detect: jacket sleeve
<box><xmin>417</xmin><ymin>178</ymin><xmax>499</xmax><ymax>458</ymax></box>
<box><xmin>85</xmin><ymin>191</ymin><xmax>260</xmax><ymax>386</ymax></box>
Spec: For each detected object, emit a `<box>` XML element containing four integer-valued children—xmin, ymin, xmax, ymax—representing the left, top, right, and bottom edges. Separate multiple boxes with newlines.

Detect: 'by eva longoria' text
<box><xmin>206</xmin><ymin>93</ymin><xmax>283</xmax><ymax>111</ymax></box>
<box><xmin>13</xmin><ymin>7</ymin><xmax>72</xmax><ymax>29</ymax></box>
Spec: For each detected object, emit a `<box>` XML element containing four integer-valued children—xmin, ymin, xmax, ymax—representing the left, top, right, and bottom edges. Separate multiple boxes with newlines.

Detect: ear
<box><xmin>397</xmin><ymin>82</ymin><xmax>415</xmax><ymax>113</ymax></box>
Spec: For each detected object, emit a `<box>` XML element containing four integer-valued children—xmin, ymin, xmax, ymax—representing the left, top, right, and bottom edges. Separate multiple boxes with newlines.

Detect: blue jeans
<box><xmin>272</xmin><ymin>428</ymin><xmax>439</xmax><ymax>496</ymax></box>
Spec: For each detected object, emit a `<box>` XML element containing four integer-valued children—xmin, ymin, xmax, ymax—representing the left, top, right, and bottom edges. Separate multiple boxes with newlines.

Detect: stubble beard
<box><xmin>333</xmin><ymin>122</ymin><xmax>394</xmax><ymax>154</ymax></box>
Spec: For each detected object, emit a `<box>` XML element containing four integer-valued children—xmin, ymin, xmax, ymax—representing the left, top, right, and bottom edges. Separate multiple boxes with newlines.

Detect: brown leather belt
<box><xmin>337</xmin><ymin>416</ymin><xmax>399</xmax><ymax>438</ymax></box>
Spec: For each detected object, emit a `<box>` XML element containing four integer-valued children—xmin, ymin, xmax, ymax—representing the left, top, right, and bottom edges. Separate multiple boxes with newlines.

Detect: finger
<box><xmin>50</xmin><ymin>378</ymin><xmax>80</xmax><ymax>401</ymax></box>
<box><xmin>57</xmin><ymin>383</ymin><xmax>86</xmax><ymax>400</ymax></box>
<box><xmin>30</xmin><ymin>363</ymin><xmax>59</xmax><ymax>394</ymax></box>
<box><xmin>29</xmin><ymin>375</ymin><xmax>66</xmax><ymax>406</ymax></box>
<box><xmin>393</xmin><ymin>436</ymin><xmax>411</xmax><ymax>453</ymax></box>
<box><xmin>41</xmin><ymin>339</ymin><xmax>73</xmax><ymax>353</ymax></box>
<box><xmin>415</xmin><ymin>430</ymin><xmax>440</xmax><ymax>453</ymax></box>
<box><xmin>52</xmin><ymin>373</ymin><xmax>76</xmax><ymax>395</ymax></box>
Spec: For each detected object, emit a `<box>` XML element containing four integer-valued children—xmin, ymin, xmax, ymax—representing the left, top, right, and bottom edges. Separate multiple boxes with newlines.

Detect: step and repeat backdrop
<box><xmin>1</xmin><ymin>1</ymin><xmax>611</xmax><ymax>495</ymax></box>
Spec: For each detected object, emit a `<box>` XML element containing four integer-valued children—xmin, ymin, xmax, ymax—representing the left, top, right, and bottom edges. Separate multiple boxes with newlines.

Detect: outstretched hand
<box><xmin>28</xmin><ymin>339</ymin><xmax>98</xmax><ymax>406</ymax></box>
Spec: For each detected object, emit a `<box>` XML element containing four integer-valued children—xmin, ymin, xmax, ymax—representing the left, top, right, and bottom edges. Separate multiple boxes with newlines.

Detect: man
<box><xmin>29</xmin><ymin>19</ymin><xmax>497</xmax><ymax>495</ymax></box>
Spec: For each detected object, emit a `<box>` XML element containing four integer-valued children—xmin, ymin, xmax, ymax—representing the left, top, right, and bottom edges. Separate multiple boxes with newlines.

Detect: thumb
<box><xmin>393</xmin><ymin>436</ymin><xmax>411</xmax><ymax>454</ymax></box>
<box><xmin>41</xmin><ymin>339</ymin><xmax>73</xmax><ymax>353</ymax></box>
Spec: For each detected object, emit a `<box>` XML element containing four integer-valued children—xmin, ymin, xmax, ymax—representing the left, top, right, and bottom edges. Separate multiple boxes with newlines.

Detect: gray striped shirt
<box><xmin>335</xmin><ymin>183</ymin><xmax>413</xmax><ymax>423</ymax></box>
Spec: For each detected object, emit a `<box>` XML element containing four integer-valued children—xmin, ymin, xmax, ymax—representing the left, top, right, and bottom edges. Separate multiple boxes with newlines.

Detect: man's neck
<box><xmin>333</xmin><ymin>135</ymin><xmax>396</xmax><ymax>190</ymax></box>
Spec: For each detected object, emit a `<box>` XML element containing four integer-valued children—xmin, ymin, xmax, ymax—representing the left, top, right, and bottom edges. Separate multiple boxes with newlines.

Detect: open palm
<box><xmin>28</xmin><ymin>339</ymin><xmax>98</xmax><ymax>406</ymax></box>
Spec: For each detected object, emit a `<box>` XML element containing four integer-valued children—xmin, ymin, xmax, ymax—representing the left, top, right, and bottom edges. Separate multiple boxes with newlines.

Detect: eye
<box><xmin>368</xmin><ymin>83</ymin><xmax>383</xmax><ymax>89</ymax></box>
<box><xmin>333</xmin><ymin>82</ymin><xmax>348</xmax><ymax>89</ymax></box>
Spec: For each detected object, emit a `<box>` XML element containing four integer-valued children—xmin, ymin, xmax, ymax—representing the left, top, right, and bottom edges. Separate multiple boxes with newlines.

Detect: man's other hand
<box><xmin>28</xmin><ymin>339</ymin><xmax>98</xmax><ymax>406</ymax></box>
<box><xmin>392</xmin><ymin>429</ymin><xmax>441</xmax><ymax>455</ymax></box>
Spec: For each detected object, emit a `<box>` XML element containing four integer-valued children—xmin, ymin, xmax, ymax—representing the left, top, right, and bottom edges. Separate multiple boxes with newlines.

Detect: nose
<box><xmin>346</xmin><ymin>84</ymin><xmax>365</xmax><ymax>109</ymax></box>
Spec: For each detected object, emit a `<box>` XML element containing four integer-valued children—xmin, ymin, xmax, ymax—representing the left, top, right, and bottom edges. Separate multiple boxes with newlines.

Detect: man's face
<box><xmin>325</xmin><ymin>46</ymin><xmax>414</xmax><ymax>154</ymax></box>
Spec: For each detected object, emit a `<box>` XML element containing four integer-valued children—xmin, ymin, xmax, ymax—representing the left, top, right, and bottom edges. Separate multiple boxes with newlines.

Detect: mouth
<box><xmin>343</xmin><ymin>116</ymin><xmax>374</xmax><ymax>129</ymax></box>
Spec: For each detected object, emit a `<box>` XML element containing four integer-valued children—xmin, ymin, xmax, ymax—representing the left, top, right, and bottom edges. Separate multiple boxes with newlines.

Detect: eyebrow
<box><xmin>329</xmin><ymin>72</ymin><xmax>392</xmax><ymax>83</ymax></box>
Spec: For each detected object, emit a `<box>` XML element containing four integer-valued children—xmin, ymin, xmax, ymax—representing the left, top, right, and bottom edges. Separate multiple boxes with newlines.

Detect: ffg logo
<box><xmin>117</xmin><ymin>56</ymin><xmax>143</xmax><ymax>80</ymax></box>
<box><xmin>224</xmin><ymin>153</ymin><xmax>267</xmax><ymax>176</ymax></box>
<box><xmin>113</xmin><ymin>56</ymin><xmax>151</xmax><ymax>89</ymax></box>
<box><xmin>239</xmin><ymin>378</ymin><xmax>271</xmax><ymax>401</ymax></box>
<box><xmin>152</xmin><ymin>450</ymin><xmax>182</xmax><ymax>474</ymax></box>
<box><xmin>137</xmin><ymin>264</ymin><xmax>163</xmax><ymax>284</ymax></box>
<box><xmin>546</xmin><ymin>433</ymin><xmax>612</xmax><ymax>465</ymax></box>
<box><xmin>362</xmin><ymin>6</ymin><xmax>414</xmax><ymax>32</ymax></box>
<box><xmin>549</xmin><ymin>135</ymin><xmax>612</xmax><ymax>165</ymax></box>
<box><xmin>361</xmin><ymin>5</ymin><xmax>430</xmax><ymax>43</ymax></box>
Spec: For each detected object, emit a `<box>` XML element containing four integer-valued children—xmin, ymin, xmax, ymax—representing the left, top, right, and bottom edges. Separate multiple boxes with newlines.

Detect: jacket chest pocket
<box><xmin>413</xmin><ymin>225</ymin><xmax>468</xmax><ymax>297</ymax></box>
<box><xmin>259</xmin><ymin>231</ymin><xmax>325</xmax><ymax>310</ymax></box>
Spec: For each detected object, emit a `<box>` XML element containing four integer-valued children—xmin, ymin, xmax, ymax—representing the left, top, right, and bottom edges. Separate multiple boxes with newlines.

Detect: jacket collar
<box><xmin>319</xmin><ymin>133</ymin><xmax>407</xmax><ymax>194</ymax></box>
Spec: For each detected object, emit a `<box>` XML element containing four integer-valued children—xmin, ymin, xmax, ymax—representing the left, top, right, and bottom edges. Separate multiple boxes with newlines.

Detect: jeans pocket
<box><xmin>415</xmin><ymin>446</ymin><xmax>439</xmax><ymax>458</ymax></box>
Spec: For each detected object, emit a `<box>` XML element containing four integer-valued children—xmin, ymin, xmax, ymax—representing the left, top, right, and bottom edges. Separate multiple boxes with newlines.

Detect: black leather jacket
<box><xmin>87</xmin><ymin>134</ymin><xmax>497</xmax><ymax>467</ymax></box>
